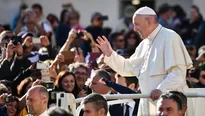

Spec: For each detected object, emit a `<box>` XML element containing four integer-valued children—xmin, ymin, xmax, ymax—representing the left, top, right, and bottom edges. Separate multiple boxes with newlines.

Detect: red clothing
<box><xmin>74</xmin><ymin>24</ymin><xmax>84</xmax><ymax>31</ymax></box>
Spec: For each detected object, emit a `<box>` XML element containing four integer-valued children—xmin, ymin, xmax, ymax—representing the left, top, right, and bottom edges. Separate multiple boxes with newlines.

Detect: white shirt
<box><xmin>39</xmin><ymin>110</ymin><xmax>48</xmax><ymax>116</ymax></box>
<box><xmin>123</xmin><ymin>100</ymin><xmax>135</xmax><ymax>116</ymax></box>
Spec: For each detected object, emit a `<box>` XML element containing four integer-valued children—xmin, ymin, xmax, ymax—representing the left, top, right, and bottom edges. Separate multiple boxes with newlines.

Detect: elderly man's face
<box><xmin>89</xmin><ymin>76</ymin><xmax>109</xmax><ymax>94</ymax></box>
<box><xmin>157</xmin><ymin>98</ymin><xmax>183</xmax><ymax>116</ymax></box>
<box><xmin>133</xmin><ymin>15</ymin><xmax>149</xmax><ymax>39</ymax></box>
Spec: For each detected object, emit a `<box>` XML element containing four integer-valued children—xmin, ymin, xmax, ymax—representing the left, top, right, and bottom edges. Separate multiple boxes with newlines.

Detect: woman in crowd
<box><xmin>55</xmin><ymin>70</ymin><xmax>80</xmax><ymax>98</ymax></box>
<box><xmin>68</xmin><ymin>11</ymin><xmax>84</xmax><ymax>31</ymax></box>
<box><xmin>6</xmin><ymin>97</ymin><xmax>19</xmax><ymax>116</ymax></box>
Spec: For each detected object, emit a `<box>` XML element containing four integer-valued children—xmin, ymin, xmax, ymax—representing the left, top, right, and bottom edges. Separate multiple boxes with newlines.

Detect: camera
<box><xmin>11</xmin><ymin>36</ymin><xmax>22</xmax><ymax>45</ymax></box>
<box><xmin>97</xmin><ymin>16</ymin><xmax>108</xmax><ymax>21</ymax></box>
<box><xmin>41</xmin><ymin>81</ymin><xmax>55</xmax><ymax>90</ymax></box>
<box><xmin>76</xmin><ymin>30</ymin><xmax>84</xmax><ymax>38</ymax></box>
<box><xmin>4</xmin><ymin>96</ymin><xmax>16</xmax><ymax>103</ymax></box>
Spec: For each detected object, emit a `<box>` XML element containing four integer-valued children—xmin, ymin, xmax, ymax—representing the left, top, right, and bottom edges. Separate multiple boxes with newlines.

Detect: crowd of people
<box><xmin>0</xmin><ymin>2</ymin><xmax>204</xmax><ymax>116</ymax></box>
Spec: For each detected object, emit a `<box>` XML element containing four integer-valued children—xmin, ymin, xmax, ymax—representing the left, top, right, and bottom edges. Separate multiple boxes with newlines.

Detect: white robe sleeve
<box><xmin>104</xmin><ymin>44</ymin><xmax>144</xmax><ymax>77</ymax></box>
<box><xmin>156</xmin><ymin>65</ymin><xmax>187</xmax><ymax>92</ymax></box>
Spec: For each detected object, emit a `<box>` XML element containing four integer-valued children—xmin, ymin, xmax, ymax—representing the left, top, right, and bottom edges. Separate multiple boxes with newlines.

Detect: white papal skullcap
<box><xmin>134</xmin><ymin>6</ymin><xmax>157</xmax><ymax>16</ymax></box>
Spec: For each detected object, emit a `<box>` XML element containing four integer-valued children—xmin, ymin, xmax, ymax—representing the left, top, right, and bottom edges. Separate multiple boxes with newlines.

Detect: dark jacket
<box><xmin>104</xmin><ymin>79</ymin><xmax>139</xmax><ymax>116</ymax></box>
<box><xmin>0</xmin><ymin>104</ymin><xmax>7</xmax><ymax>116</ymax></box>
<box><xmin>0</xmin><ymin>60</ymin><xmax>12</xmax><ymax>80</ymax></box>
<box><xmin>81</xmin><ymin>26</ymin><xmax>105</xmax><ymax>57</ymax></box>
<box><xmin>10</xmin><ymin>57</ymin><xmax>31</xmax><ymax>80</ymax></box>
<box><xmin>0</xmin><ymin>56</ymin><xmax>31</xmax><ymax>81</ymax></box>
<box><xmin>193</xmin><ymin>82</ymin><xmax>205</xmax><ymax>88</ymax></box>
<box><xmin>55</xmin><ymin>23</ymin><xmax>71</xmax><ymax>47</ymax></box>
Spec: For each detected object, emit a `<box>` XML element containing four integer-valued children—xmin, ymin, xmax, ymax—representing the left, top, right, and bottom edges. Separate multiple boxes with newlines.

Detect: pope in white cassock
<box><xmin>96</xmin><ymin>6</ymin><xmax>193</xmax><ymax>116</ymax></box>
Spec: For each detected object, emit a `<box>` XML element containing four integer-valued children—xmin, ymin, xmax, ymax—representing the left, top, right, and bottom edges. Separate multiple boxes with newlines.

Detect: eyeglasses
<box><xmin>74</xmin><ymin>71</ymin><xmax>87</xmax><ymax>77</ymax></box>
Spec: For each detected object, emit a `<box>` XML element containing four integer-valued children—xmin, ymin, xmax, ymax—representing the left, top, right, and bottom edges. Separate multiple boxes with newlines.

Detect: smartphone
<box><xmin>32</xmin><ymin>37</ymin><xmax>41</xmax><ymax>44</ymax></box>
<box><xmin>41</xmin><ymin>81</ymin><xmax>55</xmax><ymax>90</ymax></box>
<box><xmin>61</xmin><ymin>51</ymin><xmax>75</xmax><ymax>64</ymax></box>
<box><xmin>36</xmin><ymin>62</ymin><xmax>49</xmax><ymax>69</ymax></box>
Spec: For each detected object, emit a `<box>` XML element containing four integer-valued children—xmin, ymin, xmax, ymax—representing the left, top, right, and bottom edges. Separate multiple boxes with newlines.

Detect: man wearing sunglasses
<box><xmin>0</xmin><ymin>31</ymin><xmax>31</xmax><ymax>81</ymax></box>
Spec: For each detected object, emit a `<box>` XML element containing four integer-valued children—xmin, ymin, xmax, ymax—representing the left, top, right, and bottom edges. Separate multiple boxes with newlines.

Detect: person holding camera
<box><xmin>0</xmin><ymin>84</ymin><xmax>10</xmax><ymax>116</ymax></box>
<box><xmin>49</xmin><ymin>29</ymin><xmax>99</xmax><ymax>72</ymax></box>
<box><xmin>0</xmin><ymin>93</ymin><xmax>9</xmax><ymax>116</ymax></box>
<box><xmin>0</xmin><ymin>83</ymin><xmax>18</xmax><ymax>116</ymax></box>
<box><xmin>6</xmin><ymin>96</ymin><xmax>19</xmax><ymax>116</ymax></box>
<box><xmin>0</xmin><ymin>31</ymin><xmax>32</xmax><ymax>81</ymax></box>
<box><xmin>14</xmin><ymin>8</ymin><xmax>47</xmax><ymax>37</ymax></box>
<box><xmin>81</xmin><ymin>12</ymin><xmax>108</xmax><ymax>57</ymax></box>
<box><xmin>18</xmin><ymin>32</ymin><xmax>51</xmax><ymax>63</ymax></box>
<box><xmin>59</xmin><ymin>29</ymin><xmax>99</xmax><ymax>53</ymax></box>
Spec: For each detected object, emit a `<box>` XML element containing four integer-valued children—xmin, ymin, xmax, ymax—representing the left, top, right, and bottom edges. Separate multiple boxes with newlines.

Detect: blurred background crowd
<box><xmin>0</xmin><ymin>0</ymin><xmax>205</xmax><ymax>116</ymax></box>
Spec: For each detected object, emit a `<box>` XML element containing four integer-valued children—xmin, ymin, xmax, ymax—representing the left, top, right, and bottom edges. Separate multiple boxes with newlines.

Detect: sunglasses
<box><xmin>3</xmin><ymin>35</ymin><xmax>12</xmax><ymax>40</ymax></box>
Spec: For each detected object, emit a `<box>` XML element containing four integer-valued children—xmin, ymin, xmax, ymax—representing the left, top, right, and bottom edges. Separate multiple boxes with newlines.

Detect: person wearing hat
<box><xmin>96</xmin><ymin>6</ymin><xmax>193</xmax><ymax>115</ymax></box>
<box><xmin>81</xmin><ymin>12</ymin><xmax>108</xmax><ymax>57</ymax></box>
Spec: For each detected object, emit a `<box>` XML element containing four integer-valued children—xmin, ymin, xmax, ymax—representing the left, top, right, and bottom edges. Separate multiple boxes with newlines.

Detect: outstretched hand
<box><xmin>96</xmin><ymin>36</ymin><xmax>113</xmax><ymax>57</ymax></box>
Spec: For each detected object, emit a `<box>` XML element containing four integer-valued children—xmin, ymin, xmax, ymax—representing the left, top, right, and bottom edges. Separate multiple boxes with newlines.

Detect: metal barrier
<box><xmin>57</xmin><ymin>92</ymin><xmax>205</xmax><ymax>116</ymax></box>
<box><xmin>74</xmin><ymin>93</ymin><xmax>205</xmax><ymax>116</ymax></box>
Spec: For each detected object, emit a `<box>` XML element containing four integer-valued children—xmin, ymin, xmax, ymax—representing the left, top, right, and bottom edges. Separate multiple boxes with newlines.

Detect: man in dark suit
<box><xmin>79</xmin><ymin>69</ymin><xmax>112</xmax><ymax>116</ymax></box>
<box><xmin>89</xmin><ymin>69</ymin><xmax>139</xmax><ymax>116</ymax></box>
<box><xmin>102</xmin><ymin>74</ymin><xmax>139</xmax><ymax>116</ymax></box>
